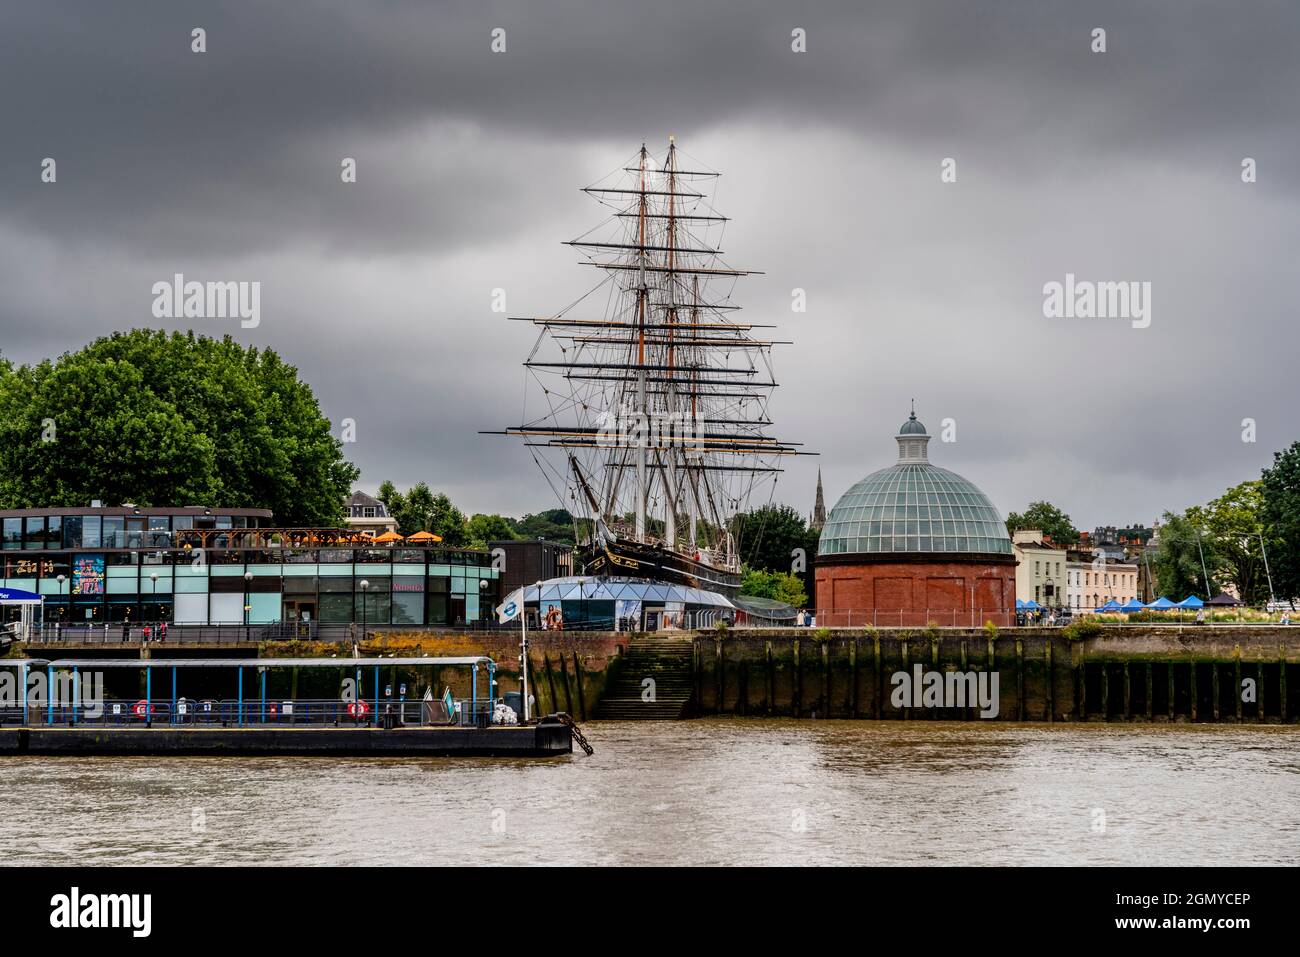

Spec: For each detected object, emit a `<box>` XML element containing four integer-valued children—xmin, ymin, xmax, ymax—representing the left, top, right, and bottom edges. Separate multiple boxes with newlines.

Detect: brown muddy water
<box><xmin>2</xmin><ymin>720</ymin><xmax>1297</xmax><ymax>866</ymax></box>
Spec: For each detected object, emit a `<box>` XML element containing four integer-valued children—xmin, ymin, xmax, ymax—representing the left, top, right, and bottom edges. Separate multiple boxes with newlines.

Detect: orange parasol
<box><xmin>372</xmin><ymin>531</ymin><xmax>404</xmax><ymax>543</ymax></box>
<box><xmin>406</xmin><ymin>530</ymin><xmax>442</xmax><ymax>543</ymax></box>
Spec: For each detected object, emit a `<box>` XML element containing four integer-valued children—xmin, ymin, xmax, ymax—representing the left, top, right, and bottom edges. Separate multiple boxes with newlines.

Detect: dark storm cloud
<box><xmin>1</xmin><ymin>0</ymin><xmax>1297</xmax><ymax>527</ymax></box>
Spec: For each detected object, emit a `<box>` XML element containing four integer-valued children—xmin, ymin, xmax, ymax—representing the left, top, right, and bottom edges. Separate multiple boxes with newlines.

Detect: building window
<box><xmin>362</xmin><ymin>506</ymin><xmax>376</xmax><ymax>518</ymax></box>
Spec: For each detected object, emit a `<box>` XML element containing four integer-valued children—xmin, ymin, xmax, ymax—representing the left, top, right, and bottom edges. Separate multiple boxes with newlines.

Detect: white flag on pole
<box><xmin>497</xmin><ymin>593</ymin><xmax>522</xmax><ymax>624</ymax></box>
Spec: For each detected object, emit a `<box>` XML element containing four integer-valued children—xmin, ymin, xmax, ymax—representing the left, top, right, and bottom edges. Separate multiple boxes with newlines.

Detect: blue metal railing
<box><xmin>0</xmin><ymin>696</ymin><xmax>482</xmax><ymax>728</ymax></box>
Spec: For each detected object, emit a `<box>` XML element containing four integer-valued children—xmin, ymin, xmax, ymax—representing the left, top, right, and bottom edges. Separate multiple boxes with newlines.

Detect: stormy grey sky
<box><xmin>2</xmin><ymin>1</ymin><xmax>1297</xmax><ymax>530</ymax></box>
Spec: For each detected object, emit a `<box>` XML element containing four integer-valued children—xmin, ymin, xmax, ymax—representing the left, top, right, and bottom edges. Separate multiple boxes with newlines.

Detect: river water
<box><xmin>4</xmin><ymin>720</ymin><xmax>1297</xmax><ymax>866</ymax></box>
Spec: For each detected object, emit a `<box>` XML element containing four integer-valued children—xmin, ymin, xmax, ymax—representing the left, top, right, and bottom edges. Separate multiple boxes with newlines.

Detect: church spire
<box><xmin>811</xmin><ymin>468</ymin><xmax>827</xmax><ymax>532</ymax></box>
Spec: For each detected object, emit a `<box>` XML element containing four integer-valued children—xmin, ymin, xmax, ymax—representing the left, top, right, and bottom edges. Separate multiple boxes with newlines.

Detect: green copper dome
<box><xmin>818</xmin><ymin>410</ymin><xmax>1013</xmax><ymax>557</ymax></box>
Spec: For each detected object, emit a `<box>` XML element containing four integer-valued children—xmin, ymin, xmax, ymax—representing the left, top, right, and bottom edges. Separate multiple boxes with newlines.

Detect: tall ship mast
<box><xmin>498</xmin><ymin>139</ymin><xmax>804</xmax><ymax>597</ymax></box>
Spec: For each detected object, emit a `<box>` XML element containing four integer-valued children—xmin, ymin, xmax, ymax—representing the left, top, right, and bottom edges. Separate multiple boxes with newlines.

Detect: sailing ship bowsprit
<box><xmin>498</xmin><ymin>139</ymin><xmax>806</xmax><ymax>598</ymax></box>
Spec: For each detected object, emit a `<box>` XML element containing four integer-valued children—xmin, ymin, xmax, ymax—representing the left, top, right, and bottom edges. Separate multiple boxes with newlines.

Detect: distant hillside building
<box><xmin>815</xmin><ymin>409</ymin><xmax>1017</xmax><ymax>626</ymax></box>
<box><xmin>344</xmin><ymin>491</ymin><xmax>398</xmax><ymax>537</ymax></box>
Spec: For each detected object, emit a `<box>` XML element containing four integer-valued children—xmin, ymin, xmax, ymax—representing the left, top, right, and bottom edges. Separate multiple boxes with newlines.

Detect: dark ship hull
<box><xmin>583</xmin><ymin>536</ymin><xmax>741</xmax><ymax>598</ymax></box>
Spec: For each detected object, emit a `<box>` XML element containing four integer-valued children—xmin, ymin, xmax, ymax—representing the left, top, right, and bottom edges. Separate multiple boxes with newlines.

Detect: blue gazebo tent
<box><xmin>1095</xmin><ymin>600</ymin><xmax>1123</xmax><ymax>613</ymax></box>
<box><xmin>1015</xmin><ymin>599</ymin><xmax>1027</xmax><ymax>609</ymax></box>
<box><xmin>1145</xmin><ymin>596</ymin><xmax>1178</xmax><ymax>609</ymax></box>
<box><xmin>1021</xmin><ymin>600</ymin><xmax>1042</xmax><ymax>611</ymax></box>
<box><xmin>1177</xmin><ymin>595</ymin><xmax>1205</xmax><ymax>608</ymax></box>
<box><xmin>1118</xmin><ymin>599</ymin><xmax>1145</xmax><ymax>613</ymax></box>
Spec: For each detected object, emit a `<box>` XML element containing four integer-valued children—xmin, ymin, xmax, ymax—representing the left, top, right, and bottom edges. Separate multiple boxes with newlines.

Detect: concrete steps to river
<box><xmin>596</xmin><ymin>636</ymin><xmax>694</xmax><ymax>720</ymax></box>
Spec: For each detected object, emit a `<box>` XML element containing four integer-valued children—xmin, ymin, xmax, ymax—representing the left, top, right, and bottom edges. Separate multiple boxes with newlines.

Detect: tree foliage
<box><xmin>467</xmin><ymin>513</ymin><xmax>517</xmax><ymax>549</ymax></box>
<box><xmin>0</xmin><ymin>330</ymin><xmax>357</xmax><ymax>525</ymax></box>
<box><xmin>1004</xmin><ymin>501</ymin><xmax>1080</xmax><ymax>545</ymax></box>
<box><xmin>1261</xmin><ymin>442</ymin><xmax>1300</xmax><ymax>605</ymax></box>
<box><xmin>730</xmin><ymin>503</ymin><xmax>819</xmax><ymax>575</ymax></box>
<box><xmin>1151</xmin><ymin>510</ymin><xmax>1221</xmax><ymax>600</ymax></box>
<box><xmin>1186</xmin><ymin>480</ymin><xmax>1272</xmax><ymax>605</ymax></box>
<box><xmin>377</xmin><ymin>481</ymin><xmax>470</xmax><ymax>545</ymax></box>
<box><xmin>740</xmin><ymin>567</ymin><xmax>808</xmax><ymax>607</ymax></box>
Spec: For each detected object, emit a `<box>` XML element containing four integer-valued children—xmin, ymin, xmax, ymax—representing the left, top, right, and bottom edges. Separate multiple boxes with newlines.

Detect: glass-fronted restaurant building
<box><xmin>0</xmin><ymin>506</ymin><xmax>501</xmax><ymax>626</ymax></box>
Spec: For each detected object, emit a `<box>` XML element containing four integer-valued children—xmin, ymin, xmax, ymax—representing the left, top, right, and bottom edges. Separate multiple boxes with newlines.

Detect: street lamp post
<box><xmin>56</xmin><ymin>574</ymin><xmax>66</xmax><ymax>641</ymax></box>
<box><xmin>150</xmin><ymin>571</ymin><xmax>158</xmax><ymax>638</ymax></box>
<box><xmin>1258</xmin><ymin>532</ymin><xmax>1277</xmax><ymax>610</ymax></box>
<box><xmin>359</xmin><ymin>579</ymin><xmax>370</xmax><ymax>643</ymax></box>
<box><xmin>243</xmin><ymin>570</ymin><xmax>253</xmax><ymax>642</ymax></box>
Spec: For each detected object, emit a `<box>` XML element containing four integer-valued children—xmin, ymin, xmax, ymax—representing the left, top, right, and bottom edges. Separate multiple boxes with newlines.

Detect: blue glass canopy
<box><xmin>501</xmin><ymin>577</ymin><xmax>734</xmax><ymax>609</ymax></box>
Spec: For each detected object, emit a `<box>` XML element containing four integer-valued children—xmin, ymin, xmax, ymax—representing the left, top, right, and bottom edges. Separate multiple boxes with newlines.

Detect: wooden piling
<box><xmin>1077</xmin><ymin>648</ymin><xmax>1085</xmax><ymax>720</ymax></box>
<box><xmin>1045</xmin><ymin>639</ymin><xmax>1054</xmax><ymax>722</ymax></box>
<box><xmin>543</xmin><ymin>655</ymin><xmax>558</xmax><ymax>716</ymax></box>
<box><xmin>1257</xmin><ymin>662</ymin><xmax>1265</xmax><ymax>723</ymax></box>
<box><xmin>849</xmin><ymin>639</ymin><xmax>858</xmax><ymax>718</ymax></box>
<box><xmin>1015</xmin><ymin>639</ymin><xmax>1025</xmax><ymax>722</ymax></box>
<box><xmin>1167</xmin><ymin>662</ymin><xmax>1175</xmax><ymax>720</ymax></box>
<box><xmin>572</xmin><ymin>652</ymin><xmax>586</xmax><ymax>721</ymax></box>
<box><xmin>822</xmin><ymin>642</ymin><xmax>831</xmax><ymax>718</ymax></box>
<box><xmin>931</xmin><ymin>637</ymin><xmax>940</xmax><ymax>720</ymax></box>
<box><xmin>1280</xmin><ymin>649</ymin><xmax>1288</xmax><ymax>722</ymax></box>
<box><xmin>558</xmin><ymin>653</ymin><xmax>574</xmax><ymax>716</ymax></box>
<box><xmin>792</xmin><ymin>639</ymin><xmax>801</xmax><ymax>718</ymax></box>
<box><xmin>1145</xmin><ymin>663</ymin><xmax>1153</xmax><ymax>720</ymax></box>
<box><xmin>1190</xmin><ymin>662</ymin><xmax>1198</xmax><ymax>722</ymax></box>
<box><xmin>765</xmin><ymin>641</ymin><xmax>774</xmax><ymax>715</ymax></box>
<box><xmin>873</xmin><ymin>634</ymin><xmax>882</xmax><ymax>719</ymax></box>
<box><xmin>738</xmin><ymin>660</ymin><xmax>748</xmax><ymax>717</ymax></box>
<box><xmin>526</xmin><ymin>655</ymin><xmax>543</xmax><ymax>715</ymax></box>
<box><xmin>901</xmin><ymin>638</ymin><xmax>910</xmax><ymax>720</ymax></box>
<box><xmin>1100</xmin><ymin>662</ymin><xmax>1109</xmax><ymax>721</ymax></box>
<box><xmin>1122</xmin><ymin>662</ymin><xmax>1131</xmax><ymax>720</ymax></box>
<box><xmin>1234</xmin><ymin>651</ymin><xmax>1242</xmax><ymax>721</ymax></box>
<box><xmin>961</xmin><ymin>640</ymin><xmax>971</xmax><ymax>721</ymax></box>
<box><xmin>1211</xmin><ymin>663</ymin><xmax>1220</xmax><ymax>721</ymax></box>
<box><xmin>693</xmin><ymin>640</ymin><xmax>702</xmax><ymax>714</ymax></box>
<box><xmin>715</xmin><ymin>640</ymin><xmax>724</xmax><ymax>716</ymax></box>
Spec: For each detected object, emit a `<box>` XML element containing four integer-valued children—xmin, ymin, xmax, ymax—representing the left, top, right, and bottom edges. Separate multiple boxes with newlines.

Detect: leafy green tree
<box><xmin>512</xmin><ymin>508</ymin><xmax>577</xmax><ymax>543</ymax></box>
<box><xmin>1151</xmin><ymin>510</ymin><xmax>1221</xmax><ymax>600</ymax></box>
<box><xmin>1261</xmin><ymin>442</ymin><xmax>1300</xmax><ymax>605</ymax></box>
<box><xmin>740</xmin><ymin>567</ymin><xmax>808</xmax><ymax>607</ymax></box>
<box><xmin>377</xmin><ymin>481</ymin><xmax>471</xmax><ymax>546</ymax></box>
<box><xmin>467</xmin><ymin>513</ymin><xmax>517</xmax><ymax>549</ymax></box>
<box><xmin>731</xmin><ymin>504</ymin><xmax>818</xmax><ymax>575</ymax></box>
<box><xmin>1187</xmin><ymin>480</ymin><xmax>1273</xmax><ymax>605</ymax></box>
<box><xmin>1005</xmin><ymin>501</ymin><xmax>1080</xmax><ymax>546</ymax></box>
<box><xmin>0</xmin><ymin>330</ymin><xmax>356</xmax><ymax>525</ymax></box>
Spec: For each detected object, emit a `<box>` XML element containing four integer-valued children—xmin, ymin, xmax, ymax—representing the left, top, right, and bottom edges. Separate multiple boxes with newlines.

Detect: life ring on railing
<box><xmin>346</xmin><ymin>699</ymin><xmax>369</xmax><ymax>718</ymax></box>
<box><xmin>132</xmin><ymin>699</ymin><xmax>153</xmax><ymax>717</ymax></box>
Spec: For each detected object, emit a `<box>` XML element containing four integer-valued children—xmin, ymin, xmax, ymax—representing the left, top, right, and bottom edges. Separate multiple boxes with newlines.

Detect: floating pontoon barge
<box><xmin>0</xmin><ymin>657</ymin><xmax>572</xmax><ymax>757</ymax></box>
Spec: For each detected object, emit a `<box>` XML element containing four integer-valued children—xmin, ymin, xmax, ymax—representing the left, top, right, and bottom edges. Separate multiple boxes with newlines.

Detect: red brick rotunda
<box><xmin>815</xmin><ymin>409</ymin><xmax>1016</xmax><ymax>627</ymax></box>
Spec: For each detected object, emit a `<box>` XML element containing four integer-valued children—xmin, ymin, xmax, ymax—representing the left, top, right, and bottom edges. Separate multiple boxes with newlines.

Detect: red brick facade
<box><xmin>815</xmin><ymin>555</ymin><xmax>1017</xmax><ymax>627</ymax></box>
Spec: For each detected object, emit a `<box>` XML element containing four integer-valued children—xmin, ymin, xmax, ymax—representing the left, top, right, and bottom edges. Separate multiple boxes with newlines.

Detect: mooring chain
<box><xmin>558</xmin><ymin>713</ymin><xmax>594</xmax><ymax>755</ymax></box>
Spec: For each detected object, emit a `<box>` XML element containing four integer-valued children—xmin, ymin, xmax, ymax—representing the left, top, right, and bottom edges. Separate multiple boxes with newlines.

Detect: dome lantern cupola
<box><xmin>896</xmin><ymin>403</ymin><xmax>930</xmax><ymax>464</ymax></box>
